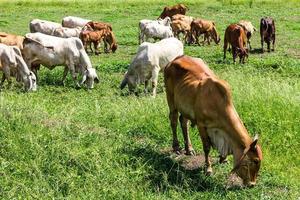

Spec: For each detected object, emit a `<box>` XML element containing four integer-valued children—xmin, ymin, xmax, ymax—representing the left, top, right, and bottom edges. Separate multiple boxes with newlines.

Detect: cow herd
<box><xmin>0</xmin><ymin>3</ymin><xmax>272</xmax><ymax>187</ymax></box>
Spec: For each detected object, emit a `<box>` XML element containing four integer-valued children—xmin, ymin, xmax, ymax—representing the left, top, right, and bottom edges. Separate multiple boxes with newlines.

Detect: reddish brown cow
<box><xmin>79</xmin><ymin>29</ymin><xmax>109</xmax><ymax>55</ymax></box>
<box><xmin>223</xmin><ymin>24</ymin><xmax>248</xmax><ymax>63</ymax></box>
<box><xmin>158</xmin><ymin>3</ymin><xmax>188</xmax><ymax>19</ymax></box>
<box><xmin>83</xmin><ymin>21</ymin><xmax>113</xmax><ymax>31</ymax></box>
<box><xmin>190</xmin><ymin>19</ymin><xmax>220</xmax><ymax>46</ymax></box>
<box><xmin>164</xmin><ymin>55</ymin><xmax>263</xmax><ymax>187</ymax></box>
<box><xmin>103</xmin><ymin>30</ymin><xmax>118</xmax><ymax>53</ymax></box>
<box><xmin>260</xmin><ymin>17</ymin><xmax>276</xmax><ymax>52</ymax></box>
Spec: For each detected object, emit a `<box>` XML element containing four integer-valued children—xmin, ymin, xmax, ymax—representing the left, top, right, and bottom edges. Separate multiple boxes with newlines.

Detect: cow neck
<box><xmin>224</xmin><ymin>106</ymin><xmax>253</xmax><ymax>166</ymax></box>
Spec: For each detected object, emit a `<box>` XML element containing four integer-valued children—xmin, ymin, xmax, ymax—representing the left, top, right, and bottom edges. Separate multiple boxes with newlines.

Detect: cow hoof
<box><xmin>206</xmin><ymin>167</ymin><xmax>213</xmax><ymax>176</ymax></box>
<box><xmin>186</xmin><ymin>149</ymin><xmax>196</xmax><ymax>156</ymax></box>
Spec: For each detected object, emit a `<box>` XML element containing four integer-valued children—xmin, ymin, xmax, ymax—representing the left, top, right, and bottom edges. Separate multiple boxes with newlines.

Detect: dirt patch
<box><xmin>160</xmin><ymin>147</ymin><xmax>206</xmax><ymax>170</ymax></box>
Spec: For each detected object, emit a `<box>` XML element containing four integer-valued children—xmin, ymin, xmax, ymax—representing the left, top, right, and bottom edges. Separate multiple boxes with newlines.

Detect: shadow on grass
<box><xmin>250</xmin><ymin>48</ymin><xmax>263</xmax><ymax>54</ymax></box>
<box><xmin>124</xmin><ymin>146</ymin><xmax>228</xmax><ymax>193</ymax></box>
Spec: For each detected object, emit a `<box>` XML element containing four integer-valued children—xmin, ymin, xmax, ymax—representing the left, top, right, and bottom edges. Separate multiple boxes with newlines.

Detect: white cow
<box><xmin>139</xmin><ymin>17</ymin><xmax>171</xmax><ymax>44</ymax></box>
<box><xmin>62</xmin><ymin>16</ymin><xmax>91</xmax><ymax>28</ymax></box>
<box><xmin>52</xmin><ymin>27</ymin><xmax>82</xmax><ymax>38</ymax></box>
<box><xmin>22</xmin><ymin>32</ymin><xmax>99</xmax><ymax>89</ymax></box>
<box><xmin>141</xmin><ymin>22</ymin><xmax>174</xmax><ymax>43</ymax></box>
<box><xmin>120</xmin><ymin>37</ymin><xmax>183</xmax><ymax>96</ymax></box>
<box><xmin>29</xmin><ymin>19</ymin><xmax>62</xmax><ymax>35</ymax></box>
<box><xmin>0</xmin><ymin>44</ymin><xmax>36</xmax><ymax>91</ymax></box>
<box><xmin>238</xmin><ymin>20</ymin><xmax>257</xmax><ymax>50</ymax></box>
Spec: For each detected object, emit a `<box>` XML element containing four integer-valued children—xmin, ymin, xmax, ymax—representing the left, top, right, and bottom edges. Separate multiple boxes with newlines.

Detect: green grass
<box><xmin>0</xmin><ymin>0</ymin><xmax>299</xmax><ymax>199</ymax></box>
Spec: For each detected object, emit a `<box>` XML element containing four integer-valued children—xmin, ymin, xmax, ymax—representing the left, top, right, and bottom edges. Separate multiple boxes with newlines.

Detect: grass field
<box><xmin>0</xmin><ymin>0</ymin><xmax>299</xmax><ymax>199</ymax></box>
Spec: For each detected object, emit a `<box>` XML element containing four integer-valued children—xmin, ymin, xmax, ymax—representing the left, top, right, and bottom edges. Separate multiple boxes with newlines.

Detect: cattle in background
<box><xmin>260</xmin><ymin>17</ymin><xmax>276</xmax><ymax>52</ymax></box>
<box><xmin>158</xmin><ymin>3</ymin><xmax>188</xmax><ymax>19</ymax></box>
<box><xmin>164</xmin><ymin>55</ymin><xmax>263</xmax><ymax>187</ymax></box>
<box><xmin>120</xmin><ymin>37</ymin><xmax>183</xmax><ymax>96</ymax></box>
<box><xmin>170</xmin><ymin>15</ymin><xmax>194</xmax><ymax>42</ymax></box>
<box><xmin>0</xmin><ymin>32</ymin><xmax>24</xmax><ymax>50</ymax></box>
<box><xmin>223</xmin><ymin>24</ymin><xmax>248</xmax><ymax>63</ymax></box>
<box><xmin>23</xmin><ymin>33</ymin><xmax>99</xmax><ymax>89</ymax></box>
<box><xmin>140</xmin><ymin>22</ymin><xmax>173</xmax><ymax>43</ymax></box>
<box><xmin>138</xmin><ymin>17</ymin><xmax>171</xmax><ymax>44</ymax></box>
<box><xmin>0</xmin><ymin>44</ymin><xmax>36</xmax><ymax>91</ymax></box>
<box><xmin>52</xmin><ymin>27</ymin><xmax>82</xmax><ymax>38</ymax></box>
<box><xmin>238</xmin><ymin>20</ymin><xmax>257</xmax><ymax>50</ymax></box>
<box><xmin>62</xmin><ymin>16</ymin><xmax>91</xmax><ymax>28</ymax></box>
<box><xmin>29</xmin><ymin>19</ymin><xmax>62</xmax><ymax>35</ymax></box>
<box><xmin>190</xmin><ymin>19</ymin><xmax>220</xmax><ymax>45</ymax></box>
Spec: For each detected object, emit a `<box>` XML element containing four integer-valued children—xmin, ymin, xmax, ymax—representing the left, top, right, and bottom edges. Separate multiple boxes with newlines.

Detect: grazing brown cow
<box><xmin>0</xmin><ymin>32</ymin><xmax>24</xmax><ymax>50</ymax></box>
<box><xmin>223</xmin><ymin>24</ymin><xmax>248</xmax><ymax>63</ymax></box>
<box><xmin>80</xmin><ymin>29</ymin><xmax>117</xmax><ymax>54</ymax></box>
<box><xmin>159</xmin><ymin>3</ymin><xmax>188</xmax><ymax>19</ymax></box>
<box><xmin>80</xmin><ymin>29</ymin><xmax>109</xmax><ymax>55</ymax></box>
<box><xmin>164</xmin><ymin>55</ymin><xmax>263</xmax><ymax>187</ymax></box>
<box><xmin>103</xmin><ymin>30</ymin><xmax>118</xmax><ymax>53</ymax></box>
<box><xmin>190</xmin><ymin>19</ymin><xmax>220</xmax><ymax>46</ymax></box>
<box><xmin>83</xmin><ymin>21</ymin><xmax>112</xmax><ymax>31</ymax></box>
<box><xmin>260</xmin><ymin>17</ymin><xmax>275</xmax><ymax>52</ymax></box>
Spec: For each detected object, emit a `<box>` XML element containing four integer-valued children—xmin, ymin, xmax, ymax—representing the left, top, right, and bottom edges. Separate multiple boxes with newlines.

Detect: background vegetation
<box><xmin>0</xmin><ymin>0</ymin><xmax>299</xmax><ymax>199</ymax></box>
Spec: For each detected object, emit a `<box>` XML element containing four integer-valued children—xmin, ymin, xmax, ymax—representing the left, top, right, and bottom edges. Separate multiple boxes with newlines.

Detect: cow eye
<box><xmin>254</xmin><ymin>159</ymin><xmax>259</xmax><ymax>165</ymax></box>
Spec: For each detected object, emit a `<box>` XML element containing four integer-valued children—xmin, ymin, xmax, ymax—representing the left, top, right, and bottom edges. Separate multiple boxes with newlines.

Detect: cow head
<box><xmin>81</xmin><ymin>68</ymin><xmax>99</xmax><ymax>89</ymax></box>
<box><xmin>23</xmin><ymin>71</ymin><xmax>37</xmax><ymax>92</ymax></box>
<box><xmin>232</xmin><ymin>135</ymin><xmax>263</xmax><ymax>187</ymax></box>
<box><xmin>237</xmin><ymin>47</ymin><xmax>248</xmax><ymax>63</ymax></box>
<box><xmin>120</xmin><ymin>70</ymin><xmax>137</xmax><ymax>92</ymax></box>
<box><xmin>211</xmin><ymin>26</ymin><xmax>221</xmax><ymax>44</ymax></box>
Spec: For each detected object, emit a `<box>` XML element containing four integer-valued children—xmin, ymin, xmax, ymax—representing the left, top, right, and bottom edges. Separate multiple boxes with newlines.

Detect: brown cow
<box><xmin>164</xmin><ymin>55</ymin><xmax>263</xmax><ymax>187</ymax></box>
<box><xmin>223</xmin><ymin>24</ymin><xmax>248</xmax><ymax>63</ymax></box>
<box><xmin>80</xmin><ymin>29</ymin><xmax>109</xmax><ymax>55</ymax></box>
<box><xmin>0</xmin><ymin>32</ymin><xmax>24</xmax><ymax>50</ymax></box>
<box><xmin>103</xmin><ymin>30</ymin><xmax>118</xmax><ymax>53</ymax></box>
<box><xmin>83</xmin><ymin>21</ymin><xmax>113</xmax><ymax>31</ymax></box>
<box><xmin>260</xmin><ymin>17</ymin><xmax>275</xmax><ymax>52</ymax></box>
<box><xmin>190</xmin><ymin>19</ymin><xmax>220</xmax><ymax>46</ymax></box>
<box><xmin>158</xmin><ymin>3</ymin><xmax>188</xmax><ymax>19</ymax></box>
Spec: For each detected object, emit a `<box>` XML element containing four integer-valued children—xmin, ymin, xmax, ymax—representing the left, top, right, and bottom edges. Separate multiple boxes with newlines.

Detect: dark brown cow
<box><xmin>164</xmin><ymin>55</ymin><xmax>263</xmax><ymax>187</ymax></box>
<box><xmin>223</xmin><ymin>24</ymin><xmax>248</xmax><ymax>63</ymax></box>
<box><xmin>190</xmin><ymin>19</ymin><xmax>220</xmax><ymax>46</ymax></box>
<box><xmin>260</xmin><ymin>17</ymin><xmax>276</xmax><ymax>52</ymax></box>
<box><xmin>158</xmin><ymin>3</ymin><xmax>188</xmax><ymax>19</ymax></box>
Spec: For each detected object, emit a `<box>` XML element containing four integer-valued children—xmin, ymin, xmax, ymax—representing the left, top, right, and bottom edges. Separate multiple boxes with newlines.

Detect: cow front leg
<box><xmin>0</xmin><ymin>73</ymin><xmax>6</xmax><ymax>87</ymax></box>
<box><xmin>144</xmin><ymin>80</ymin><xmax>149</xmax><ymax>93</ymax></box>
<box><xmin>169</xmin><ymin>110</ymin><xmax>180</xmax><ymax>154</ymax></box>
<box><xmin>69</xmin><ymin>63</ymin><xmax>80</xmax><ymax>88</ymax></box>
<box><xmin>61</xmin><ymin>66</ymin><xmax>68</xmax><ymax>86</ymax></box>
<box><xmin>261</xmin><ymin>38</ymin><xmax>264</xmax><ymax>53</ymax></box>
<box><xmin>198</xmin><ymin>126</ymin><xmax>212</xmax><ymax>175</ymax></box>
<box><xmin>267</xmin><ymin>40</ymin><xmax>271</xmax><ymax>52</ymax></box>
<box><xmin>179</xmin><ymin>114</ymin><xmax>195</xmax><ymax>155</ymax></box>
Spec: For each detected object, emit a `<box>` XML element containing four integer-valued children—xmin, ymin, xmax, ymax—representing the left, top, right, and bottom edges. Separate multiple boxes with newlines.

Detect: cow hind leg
<box><xmin>170</xmin><ymin>110</ymin><xmax>180</xmax><ymax>154</ymax></box>
<box><xmin>198</xmin><ymin>126</ymin><xmax>213</xmax><ymax>175</ymax></box>
<box><xmin>267</xmin><ymin>40</ymin><xmax>271</xmax><ymax>52</ymax></box>
<box><xmin>179</xmin><ymin>114</ymin><xmax>195</xmax><ymax>155</ymax></box>
<box><xmin>151</xmin><ymin>66</ymin><xmax>160</xmax><ymax>97</ymax></box>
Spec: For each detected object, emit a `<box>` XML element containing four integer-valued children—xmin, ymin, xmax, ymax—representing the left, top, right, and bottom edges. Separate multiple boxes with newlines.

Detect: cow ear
<box><xmin>250</xmin><ymin>134</ymin><xmax>259</xmax><ymax>150</ymax></box>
